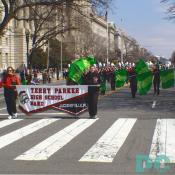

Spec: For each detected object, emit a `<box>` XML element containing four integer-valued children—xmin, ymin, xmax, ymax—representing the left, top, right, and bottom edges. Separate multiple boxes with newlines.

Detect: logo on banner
<box><xmin>54</xmin><ymin>94</ymin><xmax>88</xmax><ymax>115</ymax></box>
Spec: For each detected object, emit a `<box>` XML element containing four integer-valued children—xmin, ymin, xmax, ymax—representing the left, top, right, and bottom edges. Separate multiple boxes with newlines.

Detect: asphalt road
<box><xmin>0</xmin><ymin>86</ymin><xmax>175</xmax><ymax>175</ymax></box>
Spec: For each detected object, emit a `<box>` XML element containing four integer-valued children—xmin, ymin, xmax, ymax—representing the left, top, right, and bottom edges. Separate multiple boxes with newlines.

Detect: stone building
<box><xmin>0</xmin><ymin>1</ymin><xmax>140</xmax><ymax>70</ymax></box>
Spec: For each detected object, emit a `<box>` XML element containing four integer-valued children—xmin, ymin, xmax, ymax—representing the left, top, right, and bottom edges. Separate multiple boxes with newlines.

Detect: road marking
<box><xmin>0</xmin><ymin>108</ymin><xmax>6</xmax><ymax>111</ymax></box>
<box><xmin>149</xmin><ymin>119</ymin><xmax>175</xmax><ymax>163</ymax></box>
<box><xmin>15</xmin><ymin>118</ymin><xmax>98</xmax><ymax>160</ymax></box>
<box><xmin>0</xmin><ymin>112</ymin><xmax>66</xmax><ymax>116</ymax></box>
<box><xmin>0</xmin><ymin>119</ymin><xmax>23</xmax><ymax>129</ymax></box>
<box><xmin>152</xmin><ymin>100</ymin><xmax>156</xmax><ymax>108</ymax></box>
<box><xmin>79</xmin><ymin>118</ymin><xmax>137</xmax><ymax>163</ymax></box>
<box><xmin>0</xmin><ymin>119</ymin><xmax>59</xmax><ymax>150</ymax></box>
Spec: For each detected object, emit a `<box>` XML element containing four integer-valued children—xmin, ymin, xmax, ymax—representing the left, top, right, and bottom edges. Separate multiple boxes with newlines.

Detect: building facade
<box><xmin>0</xmin><ymin>1</ymin><xmax>141</xmax><ymax>70</ymax></box>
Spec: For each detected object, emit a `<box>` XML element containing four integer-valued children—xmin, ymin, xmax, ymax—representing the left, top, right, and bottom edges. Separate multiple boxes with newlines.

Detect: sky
<box><xmin>108</xmin><ymin>0</ymin><xmax>175</xmax><ymax>59</ymax></box>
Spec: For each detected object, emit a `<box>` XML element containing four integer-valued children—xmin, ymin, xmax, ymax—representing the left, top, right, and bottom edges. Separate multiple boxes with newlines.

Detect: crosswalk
<box><xmin>0</xmin><ymin>117</ymin><xmax>175</xmax><ymax>163</ymax></box>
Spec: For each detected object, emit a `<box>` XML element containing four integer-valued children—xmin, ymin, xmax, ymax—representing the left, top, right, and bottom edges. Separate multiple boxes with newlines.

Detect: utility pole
<box><xmin>25</xmin><ymin>30</ymin><xmax>30</xmax><ymax>69</ymax></box>
<box><xmin>47</xmin><ymin>40</ymin><xmax>50</xmax><ymax>69</ymax></box>
<box><xmin>107</xmin><ymin>21</ymin><xmax>109</xmax><ymax>65</ymax></box>
<box><xmin>60</xmin><ymin>36</ymin><xmax>63</xmax><ymax>77</ymax></box>
<box><xmin>60</xmin><ymin>7</ymin><xmax>64</xmax><ymax>78</ymax></box>
<box><xmin>105</xmin><ymin>2</ymin><xmax>109</xmax><ymax>65</ymax></box>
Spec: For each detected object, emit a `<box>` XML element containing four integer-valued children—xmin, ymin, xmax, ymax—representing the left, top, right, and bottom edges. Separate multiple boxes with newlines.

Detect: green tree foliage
<box><xmin>31</xmin><ymin>48</ymin><xmax>47</xmax><ymax>69</ymax></box>
<box><xmin>49</xmin><ymin>39</ymin><xmax>71</xmax><ymax>68</ymax></box>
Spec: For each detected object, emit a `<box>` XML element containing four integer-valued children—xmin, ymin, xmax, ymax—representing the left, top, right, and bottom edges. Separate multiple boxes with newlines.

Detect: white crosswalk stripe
<box><xmin>0</xmin><ymin>118</ymin><xmax>174</xmax><ymax>164</ymax></box>
<box><xmin>15</xmin><ymin>118</ymin><xmax>98</xmax><ymax>160</ymax></box>
<box><xmin>79</xmin><ymin>118</ymin><xmax>137</xmax><ymax>163</ymax></box>
<box><xmin>0</xmin><ymin>119</ymin><xmax>59</xmax><ymax>150</ymax></box>
<box><xmin>149</xmin><ymin>119</ymin><xmax>175</xmax><ymax>163</ymax></box>
<box><xmin>0</xmin><ymin>119</ymin><xmax>23</xmax><ymax>129</ymax></box>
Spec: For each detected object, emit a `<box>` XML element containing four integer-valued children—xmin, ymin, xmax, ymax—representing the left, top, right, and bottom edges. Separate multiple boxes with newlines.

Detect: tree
<box><xmin>122</xmin><ymin>37</ymin><xmax>154</xmax><ymax>63</ymax></box>
<box><xmin>0</xmin><ymin>0</ymin><xmax>112</xmax><ymax>68</ymax></box>
<box><xmin>26</xmin><ymin>4</ymin><xmax>76</xmax><ymax>69</ymax></box>
<box><xmin>161</xmin><ymin>0</ymin><xmax>175</xmax><ymax>20</ymax></box>
<box><xmin>49</xmin><ymin>39</ymin><xmax>70</xmax><ymax>68</ymax></box>
<box><xmin>0</xmin><ymin>0</ymin><xmax>112</xmax><ymax>35</ymax></box>
<box><xmin>31</xmin><ymin>48</ymin><xmax>47</xmax><ymax>69</ymax></box>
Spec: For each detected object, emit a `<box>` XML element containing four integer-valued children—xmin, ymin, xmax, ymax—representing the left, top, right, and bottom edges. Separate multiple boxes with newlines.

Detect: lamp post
<box><xmin>60</xmin><ymin>11</ymin><xmax>64</xmax><ymax>79</ymax></box>
<box><xmin>115</xmin><ymin>31</ymin><xmax>121</xmax><ymax>63</ymax></box>
<box><xmin>47</xmin><ymin>40</ymin><xmax>50</xmax><ymax>70</ymax></box>
<box><xmin>107</xmin><ymin>21</ymin><xmax>109</xmax><ymax>65</ymax></box>
<box><xmin>25</xmin><ymin>30</ymin><xmax>30</xmax><ymax>69</ymax></box>
<box><xmin>60</xmin><ymin>36</ymin><xmax>63</xmax><ymax>77</ymax></box>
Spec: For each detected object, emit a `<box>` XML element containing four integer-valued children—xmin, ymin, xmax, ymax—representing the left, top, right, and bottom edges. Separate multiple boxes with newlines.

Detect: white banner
<box><xmin>16</xmin><ymin>85</ymin><xmax>88</xmax><ymax>114</ymax></box>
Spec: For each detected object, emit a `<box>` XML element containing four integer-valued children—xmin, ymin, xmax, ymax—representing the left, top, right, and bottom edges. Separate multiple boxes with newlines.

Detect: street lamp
<box><xmin>60</xmin><ymin>12</ymin><xmax>64</xmax><ymax>79</ymax></box>
<box><xmin>115</xmin><ymin>31</ymin><xmax>121</xmax><ymax>63</ymax></box>
<box><xmin>106</xmin><ymin>22</ymin><xmax>109</xmax><ymax>65</ymax></box>
<box><xmin>25</xmin><ymin>30</ymin><xmax>30</xmax><ymax>69</ymax></box>
<box><xmin>47</xmin><ymin>40</ymin><xmax>50</xmax><ymax>70</ymax></box>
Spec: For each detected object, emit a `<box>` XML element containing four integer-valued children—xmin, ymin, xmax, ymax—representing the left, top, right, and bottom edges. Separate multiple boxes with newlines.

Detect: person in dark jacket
<box><xmin>99</xmin><ymin>68</ymin><xmax>106</xmax><ymax>95</ymax></box>
<box><xmin>153</xmin><ymin>65</ymin><xmax>160</xmax><ymax>95</ymax></box>
<box><xmin>85</xmin><ymin>65</ymin><xmax>100</xmax><ymax>119</ymax></box>
<box><xmin>128</xmin><ymin>67</ymin><xmax>137</xmax><ymax>98</ymax></box>
<box><xmin>0</xmin><ymin>67</ymin><xmax>21</xmax><ymax>119</ymax></box>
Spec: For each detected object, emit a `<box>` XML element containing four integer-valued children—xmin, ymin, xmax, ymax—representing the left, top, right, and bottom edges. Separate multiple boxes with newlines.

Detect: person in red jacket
<box><xmin>0</xmin><ymin>67</ymin><xmax>21</xmax><ymax>119</ymax></box>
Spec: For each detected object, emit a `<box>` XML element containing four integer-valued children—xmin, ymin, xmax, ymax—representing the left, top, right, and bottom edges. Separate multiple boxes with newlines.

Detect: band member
<box><xmin>85</xmin><ymin>65</ymin><xmax>100</xmax><ymax>118</ymax></box>
<box><xmin>0</xmin><ymin>67</ymin><xmax>21</xmax><ymax>119</ymax></box>
<box><xmin>128</xmin><ymin>67</ymin><xmax>137</xmax><ymax>98</ymax></box>
<box><xmin>153</xmin><ymin>65</ymin><xmax>160</xmax><ymax>95</ymax></box>
<box><xmin>100</xmin><ymin>68</ymin><xmax>106</xmax><ymax>95</ymax></box>
<box><xmin>110</xmin><ymin>66</ymin><xmax>116</xmax><ymax>91</ymax></box>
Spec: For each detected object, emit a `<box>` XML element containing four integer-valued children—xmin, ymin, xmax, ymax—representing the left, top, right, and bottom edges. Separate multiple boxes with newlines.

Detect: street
<box><xmin>0</xmin><ymin>86</ymin><xmax>175</xmax><ymax>174</ymax></box>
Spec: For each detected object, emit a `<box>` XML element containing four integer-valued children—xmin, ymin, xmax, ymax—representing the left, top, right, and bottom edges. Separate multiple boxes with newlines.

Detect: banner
<box><xmin>16</xmin><ymin>85</ymin><xmax>88</xmax><ymax>115</ymax></box>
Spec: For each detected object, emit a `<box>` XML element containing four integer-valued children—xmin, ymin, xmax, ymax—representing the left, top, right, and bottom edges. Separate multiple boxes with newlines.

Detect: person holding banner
<box><xmin>0</xmin><ymin>67</ymin><xmax>21</xmax><ymax>119</ymax></box>
<box><xmin>85</xmin><ymin>65</ymin><xmax>100</xmax><ymax>119</ymax></box>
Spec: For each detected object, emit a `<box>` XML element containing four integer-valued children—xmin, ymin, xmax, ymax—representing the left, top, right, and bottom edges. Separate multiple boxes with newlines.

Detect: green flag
<box><xmin>135</xmin><ymin>59</ymin><xmax>153</xmax><ymax>95</ymax></box>
<box><xmin>68</xmin><ymin>56</ymin><xmax>96</xmax><ymax>84</ymax></box>
<box><xmin>115</xmin><ymin>69</ymin><xmax>127</xmax><ymax>88</ymax></box>
<box><xmin>160</xmin><ymin>69</ymin><xmax>174</xmax><ymax>89</ymax></box>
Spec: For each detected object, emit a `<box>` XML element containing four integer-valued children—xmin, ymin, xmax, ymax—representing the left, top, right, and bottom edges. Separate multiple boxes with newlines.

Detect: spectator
<box><xmin>0</xmin><ymin>67</ymin><xmax>21</xmax><ymax>119</ymax></box>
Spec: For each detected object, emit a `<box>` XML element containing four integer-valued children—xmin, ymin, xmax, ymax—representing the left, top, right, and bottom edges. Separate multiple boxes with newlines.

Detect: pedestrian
<box><xmin>0</xmin><ymin>66</ymin><xmax>21</xmax><ymax>119</ymax></box>
<box><xmin>85</xmin><ymin>65</ymin><xmax>100</xmax><ymax>119</ymax></box>
<box><xmin>128</xmin><ymin>67</ymin><xmax>137</xmax><ymax>98</ymax></box>
<box><xmin>152</xmin><ymin>65</ymin><xmax>160</xmax><ymax>95</ymax></box>
<box><xmin>31</xmin><ymin>73</ymin><xmax>40</xmax><ymax>85</ymax></box>
<box><xmin>20</xmin><ymin>70</ymin><xmax>27</xmax><ymax>85</ymax></box>
<box><xmin>42</xmin><ymin>69</ymin><xmax>47</xmax><ymax>84</ymax></box>
<box><xmin>47</xmin><ymin>69</ymin><xmax>51</xmax><ymax>83</ymax></box>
